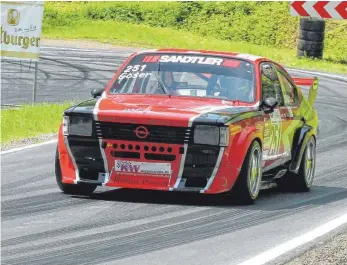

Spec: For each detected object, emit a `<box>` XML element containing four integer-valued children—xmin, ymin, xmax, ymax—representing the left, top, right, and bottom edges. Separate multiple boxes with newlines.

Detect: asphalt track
<box><xmin>2</xmin><ymin>46</ymin><xmax>347</xmax><ymax>265</ymax></box>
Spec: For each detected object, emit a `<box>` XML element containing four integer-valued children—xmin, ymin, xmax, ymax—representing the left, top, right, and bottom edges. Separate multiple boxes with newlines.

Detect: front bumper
<box><xmin>60</xmin><ymin>134</ymin><xmax>235</xmax><ymax>194</ymax></box>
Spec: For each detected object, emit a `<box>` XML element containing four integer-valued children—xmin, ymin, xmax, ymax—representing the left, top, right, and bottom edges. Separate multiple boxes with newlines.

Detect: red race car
<box><xmin>55</xmin><ymin>49</ymin><xmax>319</xmax><ymax>204</ymax></box>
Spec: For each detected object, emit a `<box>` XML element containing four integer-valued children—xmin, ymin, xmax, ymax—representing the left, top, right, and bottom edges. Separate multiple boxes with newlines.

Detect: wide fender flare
<box><xmin>225</xmin><ymin>125</ymin><xmax>263</xmax><ymax>188</ymax></box>
<box><xmin>57</xmin><ymin>122</ymin><xmax>77</xmax><ymax>184</ymax></box>
<box><xmin>289</xmin><ymin>125</ymin><xmax>315</xmax><ymax>173</ymax></box>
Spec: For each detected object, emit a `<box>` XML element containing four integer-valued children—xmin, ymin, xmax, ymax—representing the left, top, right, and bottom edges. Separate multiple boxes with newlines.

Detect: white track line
<box><xmin>1</xmin><ymin>139</ymin><xmax>57</xmax><ymax>155</ymax></box>
<box><xmin>235</xmin><ymin>212</ymin><xmax>347</xmax><ymax>265</ymax></box>
<box><xmin>287</xmin><ymin>68</ymin><xmax>347</xmax><ymax>82</ymax></box>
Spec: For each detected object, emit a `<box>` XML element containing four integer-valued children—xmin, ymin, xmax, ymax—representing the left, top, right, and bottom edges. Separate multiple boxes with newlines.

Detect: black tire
<box><xmin>300</xmin><ymin>18</ymin><xmax>325</xmax><ymax>32</ymax></box>
<box><xmin>297</xmin><ymin>49</ymin><xmax>323</xmax><ymax>58</ymax></box>
<box><xmin>55</xmin><ymin>148</ymin><xmax>97</xmax><ymax>196</ymax></box>
<box><xmin>228</xmin><ymin>140</ymin><xmax>263</xmax><ymax>205</ymax></box>
<box><xmin>277</xmin><ymin>136</ymin><xmax>316</xmax><ymax>192</ymax></box>
<box><xmin>297</xmin><ymin>39</ymin><xmax>324</xmax><ymax>52</ymax></box>
<box><xmin>299</xmin><ymin>30</ymin><xmax>324</xmax><ymax>42</ymax></box>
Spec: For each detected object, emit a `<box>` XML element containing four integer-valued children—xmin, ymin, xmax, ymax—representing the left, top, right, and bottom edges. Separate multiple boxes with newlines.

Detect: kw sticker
<box><xmin>114</xmin><ymin>160</ymin><xmax>171</xmax><ymax>177</ymax></box>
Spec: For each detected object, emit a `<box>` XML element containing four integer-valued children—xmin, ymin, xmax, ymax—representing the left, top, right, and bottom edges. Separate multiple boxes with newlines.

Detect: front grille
<box><xmin>185</xmin><ymin>177</ymin><xmax>208</xmax><ymax>188</ymax></box>
<box><xmin>144</xmin><ymin>153</ymin><xmax>176</xmax><ymax>161</ymax></box>
<box><xmin>95</xmin><ymin>122</ymin><xmax>191</xmax><ymax>144</ymax></box>
<box><xmin>111</xmin><ymin>151</ymin><xmax>140</xmax><ymax>159</ymax></box>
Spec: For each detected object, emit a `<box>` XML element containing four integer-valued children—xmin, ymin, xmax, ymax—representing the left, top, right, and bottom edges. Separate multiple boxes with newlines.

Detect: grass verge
<box><xmin>43</xmin><ymin>20</ymin><xmax>347</xmax><ymax>74</ymax></box>
<box><xmin>1</xmin><ymin>103</ymin><xmax>71</xmax><ymax>145</ymax></box>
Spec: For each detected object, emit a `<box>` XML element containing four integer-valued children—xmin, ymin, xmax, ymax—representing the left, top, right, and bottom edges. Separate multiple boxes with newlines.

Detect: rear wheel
<box><xmin>277</xmin><ymin>136</ymin><xmax>316</xmax><ymax>192</ymax></box>
<box><xmin>228</xmin><ymin>141</ymin><xmax>262</xmax><ymax>205</ymax></box>
<box><xmin>55</xmin><ymin>148</ymin><xmax>97</xmax><ymax>196</ymax></box>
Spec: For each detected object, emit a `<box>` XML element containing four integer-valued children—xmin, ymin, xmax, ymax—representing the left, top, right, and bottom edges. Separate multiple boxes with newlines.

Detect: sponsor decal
<box><xmin>221</xmin><ymin>59</ymin><xmax>241</xmax><ymax>68</ymax></box>
<box><xmin>159</xmin><ymin>55</ymin><xmax>223</xmax><ymax>65</ymax></box>
<box><xmin>264</xmin><ymin>109</ymin><xmax>282</xmax><ymax>158</ymax></box>
<box><xmin>113</xmin><ymin>175</ymin><xmax>169</xmax><ymax>187</ymax></box>
<box><xmin>229</xmin><ymin>125</ymin><xmax>242</xmax><ymax>135</ymax></box>
<box><xmin>114</xmin><ymin>160</ymin><xmax>171</xmax><ymax>177</ymax></box>
<box><xmin>1</xmin><ymin>1</ymin><xmax>44</xmax><ymax>61</ymax></box>
<box><xmin>235</xmin><ymin>53</ymin><xmax>262</xmax><ymax>61</ymax></box>
<box><xmin>143</xmin><ymin>55</ymin><xmax>161</xmax><ymax>63</ymax></box>
<box><xmin>7</xmin><ymin>9</ymin><xmax>20</xmax><ymax>26</ymax></box>
<box><xmin>190</xmin><ymin>89</ymin><xmax>198</xmax><ymax>96</ymax></box>
<box><xmin>142</xmin><ymin>55</ymin><xmax>242</xmax><ymax>68</ymax></box>
<box><xmin>123</xmin><ymin>108</ymin><xmax>147</xmax><ymax>112</ymax></box>
<box><xmin>287</xmin><ymin>106</ymin><xmax>294</xmax><ymax>118</ymax></box>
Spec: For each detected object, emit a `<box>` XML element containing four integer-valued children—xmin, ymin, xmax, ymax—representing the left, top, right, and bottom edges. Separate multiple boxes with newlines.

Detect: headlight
<box><xmin>193</xmin><ymin>125</ymin><xmax>229</xmax><ymax>146</ymax></box>
<box><xmin>63</xmin><ymin>116</ymin><xmax>69</xmax><ymax>136</ymax></box>
<box><xmin>63</xmin><ymin>116</ymin><xmax>93</xmax><ymax>136</ymax></box>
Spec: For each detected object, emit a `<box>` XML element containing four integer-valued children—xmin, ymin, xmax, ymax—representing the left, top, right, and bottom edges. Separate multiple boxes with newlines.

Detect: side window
<box><xmin>260</xmin><ymin>63</ymin><xmax>284</xmax><ymax>106</ymax></box>
<box><xmin>276</xmin><ymin>70</ymin><xmax>298</xmax><ymax>106</ymax></box>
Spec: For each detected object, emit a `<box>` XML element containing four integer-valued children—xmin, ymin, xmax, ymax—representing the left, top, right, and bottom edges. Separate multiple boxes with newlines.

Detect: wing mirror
<box><xmin>261</xmin><ymin>97</ymin><xmax>279</xmax><ymax>114</ymax></box>
<box><xmin>91</xmin><ymin>88</ymin><xmax>104</xmax><ymax>98</ymax></box>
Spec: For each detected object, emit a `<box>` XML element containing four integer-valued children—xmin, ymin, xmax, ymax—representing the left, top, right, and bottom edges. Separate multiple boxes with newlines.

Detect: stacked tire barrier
<box><xmin>297</xmin><ymin>18</ymin><xmax>326</xmax><ymax>59</ymax></box>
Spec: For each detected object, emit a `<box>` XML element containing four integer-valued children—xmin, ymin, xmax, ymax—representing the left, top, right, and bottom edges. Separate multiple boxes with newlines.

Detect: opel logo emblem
<box><xmin>134</xmin><ymin>126</ymin><xmax>149</xmax><ymax>139</ymax></box>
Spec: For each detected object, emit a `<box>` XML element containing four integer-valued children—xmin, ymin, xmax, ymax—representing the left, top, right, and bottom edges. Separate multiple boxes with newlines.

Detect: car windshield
<box><xmin>109</xmin><ymin>53</ymin><xmax>255</xmax><ymax>103</ymax></box>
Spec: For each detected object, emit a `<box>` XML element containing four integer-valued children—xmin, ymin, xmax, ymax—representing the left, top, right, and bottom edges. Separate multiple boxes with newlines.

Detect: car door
<box><xmin>260</xmin><ymin>62</ymin><xmax>288</xmax><ymax>172</ymax></box>
<box><xmin>274</xmin><ymin>65</ymin><xmax>303</xmax><ymax>161</ymax></box>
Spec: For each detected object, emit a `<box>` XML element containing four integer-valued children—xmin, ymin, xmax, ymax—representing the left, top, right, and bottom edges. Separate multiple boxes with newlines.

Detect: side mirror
<box><xmin>91</xmin><ymin>88</ymin><xmax>104</xmax><ymax>98</ymax></box>
<box><xmin>261</xmin><ymin>97</ymin><xmax>279</xmax><ymax>113</ymax></box>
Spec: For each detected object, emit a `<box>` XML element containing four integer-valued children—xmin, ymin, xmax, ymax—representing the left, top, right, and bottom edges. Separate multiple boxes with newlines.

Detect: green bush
<box><xmin>43</xmin><ymin>1</ymin><xmax>347</xmax><ymax>62</ymax></box>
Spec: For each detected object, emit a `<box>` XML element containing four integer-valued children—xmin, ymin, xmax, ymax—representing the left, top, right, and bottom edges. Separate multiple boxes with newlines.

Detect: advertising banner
<box><xmin>1</xmin><ymin>1</ymin><xmax>44</xmax><ymax>61</ymax></box>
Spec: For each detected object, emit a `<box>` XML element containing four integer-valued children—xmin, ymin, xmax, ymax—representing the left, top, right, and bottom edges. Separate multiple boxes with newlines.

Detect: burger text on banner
<box><xmin>1</xmin><ymin>1</ymin><xmax>44</xmax><ymax>61</ymax></box>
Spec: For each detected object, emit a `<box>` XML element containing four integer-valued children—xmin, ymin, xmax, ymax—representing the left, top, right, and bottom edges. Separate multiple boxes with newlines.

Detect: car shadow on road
<box><xmin>74</xmin><ymin>184</ymin><xmax>347</xmax><ymax>211</ymax></box>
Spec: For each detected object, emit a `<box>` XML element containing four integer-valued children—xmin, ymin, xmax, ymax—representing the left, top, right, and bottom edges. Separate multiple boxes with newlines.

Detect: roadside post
<box><xmin>290</xmin><ymin>1</ymin><xmax>347</xmax><ymax>59</ymax></box>
<box><xmin>1</xmin><ymin>1</ymin><xmax>44</xmax><ymax>104</ymax></box>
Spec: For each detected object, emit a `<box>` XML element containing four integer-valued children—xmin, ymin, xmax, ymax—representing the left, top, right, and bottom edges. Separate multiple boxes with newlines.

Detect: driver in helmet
<box><xmin>222</xmin><ymin>62</ymin><xmax>254</xmax><ymax>102</ymax></box>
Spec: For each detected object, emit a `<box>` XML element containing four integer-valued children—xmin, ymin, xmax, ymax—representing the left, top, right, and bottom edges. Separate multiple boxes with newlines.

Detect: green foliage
<box><xmin>1</xmin><ymin>103</ymin><xmax>72</xmax><ymax>144</ymax></box>
<box><xmin>43</xmin><ymin>1</ymin><xmax>347</xmax><ymax>62</ymax></box>
<box><xmin>43</xmin><ymin>20</ymin><xmax>347</xmax><ymax>74</ymax></box>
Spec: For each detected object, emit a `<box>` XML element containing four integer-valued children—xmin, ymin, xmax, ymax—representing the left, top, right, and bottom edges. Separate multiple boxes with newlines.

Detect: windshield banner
<box><xmin>142</xmin><ymin>55</ymin><xmax>241</xmax><ymax>68</ymax></box>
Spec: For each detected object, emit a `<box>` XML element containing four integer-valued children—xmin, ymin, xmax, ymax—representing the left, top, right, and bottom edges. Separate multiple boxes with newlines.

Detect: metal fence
<box><xmin>1</xmin><ymin>46</ymin><xmax>131</xmax><ymax>106</ymax></box>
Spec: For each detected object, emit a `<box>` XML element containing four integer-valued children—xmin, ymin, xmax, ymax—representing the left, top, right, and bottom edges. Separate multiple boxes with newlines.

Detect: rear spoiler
<box><xmin>292</xmin><ymin>77</ymin><xmax>315</xmax><ymax>86</ymax></box>
<box><xmin>292</xmin><ymin>76</ymin><xmax>319</xmax><ymax>105</ymax></box>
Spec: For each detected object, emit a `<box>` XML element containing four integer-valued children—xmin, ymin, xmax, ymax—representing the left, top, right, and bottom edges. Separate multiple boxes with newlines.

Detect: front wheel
<box><xmin>228</xmin><ymin>140</ymin><xmax>263</xmax><ymax>205</ymax></box>
<box><xmin>55</xmin><ymin>148</ymin><xmax>97</xmax><ymax>196</ymax></box>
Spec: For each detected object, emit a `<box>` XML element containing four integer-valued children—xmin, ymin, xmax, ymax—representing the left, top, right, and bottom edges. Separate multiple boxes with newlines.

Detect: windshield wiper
<box><xmin>153</xmin><ymin>72</ymin><xmax>171</xmax><ymax>96</ymax></box>
<box><xmin>153</xmin><ymin>60</ymin><xmax>171</xmax><ymax>97</ymax></box>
